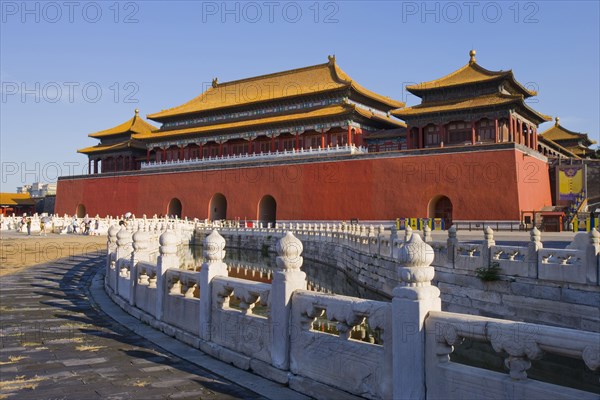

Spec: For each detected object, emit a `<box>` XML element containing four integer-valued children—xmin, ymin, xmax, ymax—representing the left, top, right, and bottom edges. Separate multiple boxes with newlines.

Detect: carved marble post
<box><xmin>271</xmin><ymin>232</ymin><xmax>307</xmax><ymax>370</ymax></box>
<box><xmin>423</xmin><ymin>224</ymin><xmax>432</xmax><ymax>243</ymax></box>
<box><xmin>106</xmin><ymin>225</ymin><xmax>119</xmax><ymax>289</ymax></box>
<box><xmin>131</xmin><ymin>229</ymin><xmax>151</xmax><ymax>306</ymax></box>
<box><xmin>587</xmin><ymin>228</ymin><xmax>599</xmax><ymax>284</ymax></box>
<box><xmin>199</xmin><ymin>229</ymin><xmax>228</xmax><ymax>340</ymax></box>
<box><xmin>483</xmin><ymin>226</ymin><xmax>495</xmax><ymax>268</ymax></box>
<box><xmin>392</xmin><ymin>233</ymin><xmax>441</xmax><ymax>400</ymax></box>
<box><xmin>116</xmin><ymin>227</ymin><xmax>133</xmax><ymax>299</ymax></box>
<box><xmin>156</xmin><ymin>230</ymin><xmax>178</xmax><ymax>321</ymax></box>
<box><xmin>528</xmin><ymin>227</ymin><xmax>542</xmax><ymax>278</ymax></box>
<box><xmin>447</xmin><ymin>225</ymin><xmax>458</xmax><ymax>266</ymax></box>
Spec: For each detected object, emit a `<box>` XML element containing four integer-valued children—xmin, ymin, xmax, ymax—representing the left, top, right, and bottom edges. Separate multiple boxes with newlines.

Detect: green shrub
<box><xmin>475</xmin><ymin>262</ymin><xmax>501</xmax><ymax>282</ymax></box>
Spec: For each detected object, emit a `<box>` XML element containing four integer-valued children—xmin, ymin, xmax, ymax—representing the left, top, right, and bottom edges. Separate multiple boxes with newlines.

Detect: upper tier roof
<box><xmin>89</xmin><ymin>109</ymin><xmax>157</xmax><ymax>139</ymax></box>
<box><xmin>406</xmin><ymin>50</ymin><xmax>536</xmax><ymax>98</ymax></box>
<box><xmin>147</xmin><ymin>56</ymin><xmax>405</xmax><ymax>121</ymax></box>
<box><xmin>540</xmin><ymin>117</ymin><xmax>597</xmax><ymax>145</ymax></box>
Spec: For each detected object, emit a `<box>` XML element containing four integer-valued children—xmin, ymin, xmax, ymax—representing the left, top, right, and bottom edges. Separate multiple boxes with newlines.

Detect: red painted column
<box><xmin>94</xmin><ymin>159</ymin><xmax>98</xmax><ymax>174</ymax></box>
<box><xmin>249</xmin><ymin>140</ymin><xmax>254</xmax><ymax>155</ymax></box>
<box><xmin>509</xmin><ymin>114</ymin><xmax>513</xmax><ymax>142</ymax></box>
<box><xmin>219</xmin><ymin>143</ymin><xmax>223</xmax><ymax>157</ymax></box>
<box><xmin>494</xmin><ymin>118</ymin><xmax>499</xmax><ymax>143</ymax></box>
<box><xmin>321</xmin><ymin>129</ymin><xmax>325</xmax><ymax>149</ymax></box>
<box><xmin>271</xmin><ymin>136</ymin><xmax>275</xmax><ymax>152</ymax></box>
<box><xmin>418</xmin><ymin>127</ymin><xmax>423</xmax><ymax>149</ymax></box>
<box><xmin>162</xmin><ymin>148</ymin><xmax>167</xmax><ymax>162</ymax></box>
<box><xmin>146</xmin><ymin>148</ymin><xmax>150</xmax><ymax>163</ymax></box>
<box><xmin>88</xmin><ymin>159</ymin><xmax>91</xmax><ymax>175</ymax></box>
<box><xmin>534</xmin><ymin>127</ymin><xmax>538</xmax><ymax>150</ymax></box>
<box><xmin>438</xmin><ymin>124</ymin><xmax>445</xmax><ymax>147</ymax></box>
<box><xmin>471</xmin><ymin>121</ymin><xmax>476</xmax><ymax>145</ymax></box>
<box><xmin>199</xmin><ymin>143</ymin><xmax>204</xmax><ymax>159</ymax></box>
<box><xmin>179</xmin><ymin>146</ymin><xmax>184</xmax><ymax>160</ymax></box>
<box><xmin>519</xmin><ymin>120</ymin><xmax>523</xmax><ymax>145</ymax></box>
<box><xmin>347</xmin><ymin>127</ymin><xmax>352</xmax><ymax>146</ymax></box>
<box><xmin>295</xmin><ymin>133</ymin><xmax>299</xmax><ymax>150</ymax></box>
<box><xmin>406</xmin><ymin>126</ymin><xmax>411</xmax><ymax>149</ymax></box>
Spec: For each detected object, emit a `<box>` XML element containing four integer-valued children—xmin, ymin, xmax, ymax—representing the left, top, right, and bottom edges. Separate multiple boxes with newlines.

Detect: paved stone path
<box><xmin>0</xmin><ymin>254</ymin><xmax>269</xmax><ymax>400</ymax></box>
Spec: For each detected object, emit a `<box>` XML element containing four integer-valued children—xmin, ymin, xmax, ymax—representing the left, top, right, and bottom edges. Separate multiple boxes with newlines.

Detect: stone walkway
<box><xmin>0</xmin><ymin>254</ymin><xmax>281</xmax><ymax>399</ymax></box>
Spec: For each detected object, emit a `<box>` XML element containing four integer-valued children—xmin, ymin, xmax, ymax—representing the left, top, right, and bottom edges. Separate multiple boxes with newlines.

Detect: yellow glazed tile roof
<box><xmin>391</xmin><ymin>93</ymin><xmax>551</xmax><ymax>122</ymax></box>
<box><xmin>538</xmin><ymin>136</ymin><xmax>580</xmax><ymax>158</ymax></box>
<box><xmin>406</xmin><ymin>51</ymin><xmax>536</xmax><ymax>97</ymax></box>
<box><xmin>89</xmin><ymin>110</ymin><xmax>157</xmax><ymax>138</ymax></box>
<box><xmin>147</xmin><ymin>58</ymin><xmax>404</xmax><ymax>120</ymax></box>
<box><xmin>135</xmin><ymin>104</ymin><xmax>404</xmax><ymax>141</ymax></box>
<box><xmin>78</xmin><ymin>140</ymin><xmax>144</xmax><ymax>154</ymax></box>
<box><xmin>0</xmin><ymin>193</ymin><xmax>36</xmax><ymax>206</ymax></box>
<box><xmin>540</xmin><ymin>118</ymin><xmax>596</xmax><ymax>144</ymax></box>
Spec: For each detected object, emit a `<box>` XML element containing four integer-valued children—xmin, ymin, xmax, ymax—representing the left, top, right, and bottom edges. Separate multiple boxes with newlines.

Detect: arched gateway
<box><xmin>76</xmin><ymin>204</ymin><xmax>86</xmax><ymax>218</ymax></box>
<box><xmin>209</xmin><ymin>193</ymin><xmax>227</xmax><ymax>221</ymax></box>
<box><xmin>167</xmin><ymin>198</ymin><xmax>182</xmax><ymax>218</ymax></box>
<box><xmin>258</xmin><ymin>195</ymin><xmax>277</xmax><ymax>226</ymax></box>
<box><xmin>428</xmin><ymin>195</ymin><xmax>453</xmax><ymax>227</ymax></box>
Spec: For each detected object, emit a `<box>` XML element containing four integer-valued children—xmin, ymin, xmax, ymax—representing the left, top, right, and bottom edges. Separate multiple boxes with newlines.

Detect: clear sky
<box><xmin>1</xmin><ymin>0</ymin><xmax>599</xmax><ymax>192</ymax></box>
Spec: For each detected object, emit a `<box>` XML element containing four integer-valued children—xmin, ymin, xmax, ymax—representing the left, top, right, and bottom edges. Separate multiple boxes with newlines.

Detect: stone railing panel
<box><xmin>290</xmin><ymin>290</ymin><xmax>392</xmax><ymax>399</ymax></box>
<box><xmin>135</xmin><ymin>262</ymin><xmax>158</xmax><ymax>316</ymax></box>
<box><xmin>211</xmin><ymin>276</ymin><xmax>272</xmax><ymax>364</ymax></box>
<box><xmin>163</xmin><ymin>269</ymin><xmax>200</xmax><ymax>335</ymax></box>
<box><xmin>425</xmin><ymin>311</ymin><xmax>600</xmax><ymax>400</ymax></box>
<box><xmin>490</xmin><ymin>244</ymin><xmax>530</xmax><ymax>277</ymax></box>
<box><xmin>538</xmin><ymin>248</ymin><xmax>586</xmax><ymax>284</ymax></box>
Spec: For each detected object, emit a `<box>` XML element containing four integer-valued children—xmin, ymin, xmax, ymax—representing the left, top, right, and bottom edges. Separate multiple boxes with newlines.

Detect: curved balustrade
<box><xmin>103</xmin><ymin>227</ymin><xmax>599</xmax><ymax>399</ymax></box>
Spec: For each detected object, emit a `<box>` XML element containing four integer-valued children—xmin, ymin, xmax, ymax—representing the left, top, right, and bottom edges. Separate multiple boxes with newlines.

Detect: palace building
<box><xmin>57</xmin><ymin>52</ymin><xmax>560</xmax><ymax>225</ymax></box>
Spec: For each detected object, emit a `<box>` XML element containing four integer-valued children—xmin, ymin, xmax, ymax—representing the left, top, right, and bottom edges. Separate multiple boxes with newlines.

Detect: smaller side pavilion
<box><xmin>78</xmin><ymin>109</ymin><xmax>157</xmax><ymax>174</ymax></box>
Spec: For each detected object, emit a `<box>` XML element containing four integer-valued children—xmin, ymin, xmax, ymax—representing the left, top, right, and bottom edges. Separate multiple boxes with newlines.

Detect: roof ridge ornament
<box><xmin>328</xmin><ymin>54</ymin><xmax>336</xmax><ymax>65</ymax></box>
<box><xmin>212</xmin><ymin>77</ymin><xmax>218</xmax><ymax>88</ymax></box>
<box><xmin>555</xmin><ymin>116</ymin><xmax>560</xmax><ymax>126</ymax></box>
<box><xmin>469</xmin><ymin>49</ymin><xmax>476</xmax><ymax>64</ymax></box>
<box><xmin>134</xmin><ymin>108</ymin><xmax>139</xmax><ymax>116</ymax></box>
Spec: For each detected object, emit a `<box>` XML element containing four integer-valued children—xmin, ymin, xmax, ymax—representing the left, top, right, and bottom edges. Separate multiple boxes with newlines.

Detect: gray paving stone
<box><xmin>0</xmin><ymin>254</ymin><xmax>269</xmax><ymax>399</ymax></box>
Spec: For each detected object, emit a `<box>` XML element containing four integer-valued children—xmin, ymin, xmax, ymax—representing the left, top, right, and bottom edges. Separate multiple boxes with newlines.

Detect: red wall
<box><xmin>55</xmin><ymin>148</ymin><xmax>552</xmax><ymax>221</ymax></box>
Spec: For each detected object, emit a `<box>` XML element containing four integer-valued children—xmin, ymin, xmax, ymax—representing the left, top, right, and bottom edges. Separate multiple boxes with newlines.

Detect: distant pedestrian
<box><xmin>26</xmin><ymin>218</ymin><xmax>32</xmax><ymax>236</ymax></box>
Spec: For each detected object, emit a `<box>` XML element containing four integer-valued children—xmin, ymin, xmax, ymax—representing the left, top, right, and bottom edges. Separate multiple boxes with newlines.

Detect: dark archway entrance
<box><xmin>76</xmin><ymin>204</ymin><xmax>86</xmax><ymax>218</ymax></box>
<box><xmin>258</xmin><ymin>195</ymin><xmax>276</xmax><ymax>226</ymax></box>
<box><xmin>209</xmin><ymin>193</ymin><xmax>227</xmax><ymax>221</ymax></box>
<box><xmin>428</xmin><ymin>195</ymin><xmax>453</xmax><ymax>227</ymax></box>
<box><xmin>167</xmin><ymin>198</ymin><xmax>182</xmax><ymax>218</ymax></box>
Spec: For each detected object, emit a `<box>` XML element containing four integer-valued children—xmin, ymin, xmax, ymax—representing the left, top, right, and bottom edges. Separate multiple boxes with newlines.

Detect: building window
<box><xmin>477</xmin><ymin>119</ymin><xmax>495</xmax><ymax>141</ymax></box>
<box><xmin>282</xmin><ymin>137</ymin><xmax>295</xmax><ymax>151</ymax></box>
<box><xmin>447</xmin><ymin>122</ymin><xmax>471</xmax><ymax>144</ymax></box>
<box><xmin>425</xmin><ymin>125</ymin><xmax>441</xmax><ymax>146</ymax></box>
<box><xmin>231</xmin><ymin>143</ymin><xmax>248</xmax><ymax>155</ymax></box>
<box><xmin>258</xmin><ymin>140</ymin><xmax>271</xmax><ymax>154</ymax></box>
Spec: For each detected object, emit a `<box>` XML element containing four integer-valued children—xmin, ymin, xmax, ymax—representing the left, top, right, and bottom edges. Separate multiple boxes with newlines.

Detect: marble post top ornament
<box><xmin>159</xmin><ymin>230</ymin><xmax>178</xmax><ymax>256</ymax></box>
<box><xmin>203</xmin><ymin>229</ymin><xmax>226</xmax><ymax>262</ymax></box>
<box><xmin>116</xmin><ymin>226</ymin><xmax>133</xmax><ymax>247</ymax></box>
<box><xmin>108</xmin><ymin>225</ymin><xmax>119</xmax><ymax>243</ymax></box>
<box><xmin>132</xmin><ymin>229</ymin><xmax>150</xmax><ymax>251</ymax></box>
<box><xmin>276</xmin><ymin>232</ymin><xmax>303</xmax><ymax>270</ymax></box>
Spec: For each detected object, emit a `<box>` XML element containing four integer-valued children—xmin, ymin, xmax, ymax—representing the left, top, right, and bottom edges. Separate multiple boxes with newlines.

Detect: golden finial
<box><xmin>555</xmin><ymin>117</ymin><xmax>560</xmax><ymax>126</ymax></box>
<box><xmin>134</xmin><ymin>108</ymin><xmax>139</xmax><ymax>116</ymax></box>
<box><xmin>212</xmin><ymin>78</ymin><xmax>218</xmax><ymax>88</ymax></box>
<box><xmin>469</xmin><ymin>49</ymin><xmax>476</xmax><ymax>64</ymax></box>
<box><xmin>327</xmin><ymin>54</ymin><xmax>336</xmax><ymax>65</ymax></box>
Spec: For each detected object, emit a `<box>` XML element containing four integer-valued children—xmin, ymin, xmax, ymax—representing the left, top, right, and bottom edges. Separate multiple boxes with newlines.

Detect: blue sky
<box><xmin>1</xmin><ymin>0</ymin><xmax>599</xmax><ymax>191</ymax></box>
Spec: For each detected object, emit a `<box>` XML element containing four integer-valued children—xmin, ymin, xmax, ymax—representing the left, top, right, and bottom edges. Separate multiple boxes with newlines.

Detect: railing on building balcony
<box><xmin>140</xmin><ymin>144</ymin><xmax>368</xmax><ymax>170</ymax></box>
